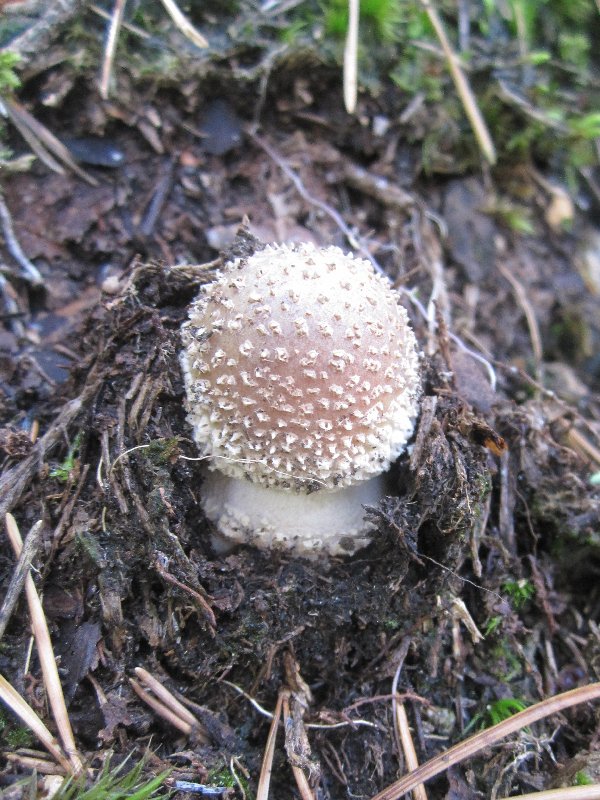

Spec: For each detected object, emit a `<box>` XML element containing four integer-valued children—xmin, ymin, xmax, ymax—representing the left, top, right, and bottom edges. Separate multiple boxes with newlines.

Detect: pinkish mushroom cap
<box><xmin>181</xmin><ymin>242</ymin><xmax>421</xmax><ymax>555</ymax></box>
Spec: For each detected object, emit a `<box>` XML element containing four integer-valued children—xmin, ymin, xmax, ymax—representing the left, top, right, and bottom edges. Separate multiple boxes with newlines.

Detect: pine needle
<box><xmin>5</xmin><ymin>513</ymin><xmax>84</xmax><ymax>775</ymax></box>
<box><xmin>159</xmin><ymin>0</ymin><xmax>209</xmax><ymax>49</ymax></box>
<box><xmin>343</xmin><ymin>0</ymin><xmax>359</xmax><ymax>113</ymax></box>
<box><xmin>419</xmin><ymin>0</ymin><xmax>496</xmax><ymax>165</ymax></box>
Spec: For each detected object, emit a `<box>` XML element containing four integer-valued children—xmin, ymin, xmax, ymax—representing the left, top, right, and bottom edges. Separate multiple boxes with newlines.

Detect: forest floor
<box><xmin>0</xmin><ymin>3</ymin><xmax>600</xmax><ymax>799</ymax></box>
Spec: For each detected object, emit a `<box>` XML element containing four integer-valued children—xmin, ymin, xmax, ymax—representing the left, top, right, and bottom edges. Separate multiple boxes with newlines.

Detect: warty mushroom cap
<box><xmin>180</xmin><ymin>241</ymin><xmax>421</xmax><ymax>555</ymax></box>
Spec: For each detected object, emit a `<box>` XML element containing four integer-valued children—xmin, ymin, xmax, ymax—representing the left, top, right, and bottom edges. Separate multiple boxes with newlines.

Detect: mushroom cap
<box><xmin>180</xmin><ymin>242</ymin><xmax>421</xmax><ymax>492</ymax></box>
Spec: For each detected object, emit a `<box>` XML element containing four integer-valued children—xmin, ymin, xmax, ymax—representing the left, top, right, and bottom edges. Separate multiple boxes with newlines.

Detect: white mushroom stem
<box><xmin>201</xmin><ymin>468</ymin><xmax>386</xmax><ymax>557</ymax></box>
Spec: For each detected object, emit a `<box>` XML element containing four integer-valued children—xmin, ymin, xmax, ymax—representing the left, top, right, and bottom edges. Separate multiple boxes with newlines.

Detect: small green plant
<box><xmin>53</xmin><ymin>752</ymin><xmax>171</xmax><ymax>800</ymax></box>
<box><xmin>558</xmin><ymin>31</ymin><xmax>589</xmax><ymax>66</ymax></box>
<box><xmin>493</xmin><ymin>204</ymin><xmax>535</xmax><ymax>235</ymax></box>
<box><xmin>0</xmin><ymin>51</ymin><xmax>20</xmax><ymax>161</ymax></box>
<box><xmin>466</xmin><ymin>696</ymin><xmax>529</xmax><ymax>732</ymax></box>
<box><xmin>568</xmin><ymin>112</ymin><xmax>600</xmax><ymax>140</ymax></box>
<box><xmin>206</xmin><ymin>764</ymin><xmax>252</xmax><ymax>796</ymax></box>
<box><xmin>50</xmin><ymin>433</ymin><xmax>83</xmax><ymax>483</ymax></box>
<box><xmin>485</xmin><ymin>697</ymin><xmax>529</xmax><ymax>726</ymax></box>
<box><xmin>0</xmin><ymin>51</ymin><xmax>21</xmax><ymax>93</ymax></box>
<box><xmin>574</xmin><ymin>770</ymin><xmax>593</xmax><ymax>786</ymax></box>
<box><xmin>483</xmin><ymin>615</ymin><xmax>503</xmax><ymax>636</ymax></box>
<box><xmin>502</xmin><ymin>578</ymin><xmax>535</xmax><ymax>609</ymax></box>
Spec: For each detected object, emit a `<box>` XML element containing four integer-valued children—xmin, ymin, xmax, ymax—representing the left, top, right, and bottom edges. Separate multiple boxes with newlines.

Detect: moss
<box><xmin>290</xmin><ymin>0</ymin><xmax>600</xmax><ymax>177</ymax></box>
<box><xmin>323</xmin><ymin>0</ymin><xmax>406</xmax><ymax>43</ymax></box>
<box><xmin>207</xmin><ymin>764</ymin><xmax>253</xmax><ymax>796</ymax></box>
<box><xmin>76</xmin><ymin>530</ymin><xmax>108</xmax><ymax>568</ymax></box>
<box><xmin>0</xmin><ymin>710</ymin><xmax>34</xmax><ymax>750</ymax></box>
<box><xmin>502</xmin><ymin>579</ymin><xmax>535</xmax><ymax>610</ymax></box>
<box><xmin>575</xmin><ymin>770</ymin><xmax>593</xmax><ymax>786</ymax></box>
<box><xmin>488</xmin><ymin>640</ymin><xmax>525</xmax><ymax>682</ymax></box>
<box><xmin>0</xmin><ymin>52</ymin><xmax>21</xmax><ymax>92</ymax></box>
<box><xmin>145</xmin><ymin>438</ymin><xmax>182</xmax><ymax>466</ymax></box>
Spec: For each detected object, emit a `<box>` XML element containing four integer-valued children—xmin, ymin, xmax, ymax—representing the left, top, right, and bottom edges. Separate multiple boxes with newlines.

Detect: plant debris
<box><xmin>0</xmin><ymin>3</ymin><xmax>599</xmax><ymax>799</ymax></box>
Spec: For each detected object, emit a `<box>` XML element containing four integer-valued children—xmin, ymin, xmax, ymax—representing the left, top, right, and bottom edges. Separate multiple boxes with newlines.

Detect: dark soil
<box><xmin>1</xmin><ymin>7</ymin><xmax>600</xmax><ymax>799</ymax></box>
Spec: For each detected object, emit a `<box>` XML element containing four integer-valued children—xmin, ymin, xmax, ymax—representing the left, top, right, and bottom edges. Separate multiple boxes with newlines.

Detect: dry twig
<box><xmin>154</xmin><ymin>557</ymin><xmax>216</xmax><ymax>631</ymax></box>
<box><xmin>496</xmin><ymin>80</ymin><xmax>569</xmax><ymax>134</ymax></box>
<box><xmin>130</xmin><ymin>667</ymin><xmax>210</xmax><ymax>742</ymax></box>
<box><xmin>498</xmin><ymin>787</ymin><xmax>600</xmax><ymax>800</ymax></box>
<box><xmin>563</xmin><ymin>426</ymin><xmax>600</xmax><ymax>468</ymax></box>
<box><xmin>5</xmin><ymin>514</ymin><xmax>84</xmax><ymax>775</ymax></box>
<box><xmin>247</xmin><ymin>131</ymin><xmax>378</xmax><ymax>271</ymax></box>
<box><xmin>136</xmin><ymin>667</ymin><xmax>210</xmax><ymax>742</ymax></box>
<box><xmin>281</xmin><ymin>692</ymin><xmax>316</xmax><ymax>800</ymax></box>
<box><xmin>338</xmin><ymin>163</ymin><xmax>414</xmax><ymax>210</ymax></box>
<box><xmin>369</xmin><ymin>682</ymin><xmax>600</xmax><ymax>800</ymax></box>
<box><xmin>130</xmin><ymin>679</ymin><xmax>192</xmax><ymax>736</ymax></box>
<box><xmin>0</xmin><ymin>366</ymin><xmax>103</xmax><ymax>522</ymax></box>
<box><xmin>497</xmin><ymin>260</ymin><xmax>543</xmax><ymax>379</ymax></box>
<box><xmin>0</xmin><ymin>272</ymin><xmax>25</xmax><ymax>338</ymax></box>
<box><xmin>343</xmin><ymin>0</ymin><xmax>359</xmax><ymax>113</ymax></box>
<box><xmin>4</xmin><ymin>751</ymin><xmax>67</xmax><ymax>775</ymax></box>
<box><xmin>419</xmin><ymin>0</ymin><xmax>496</xmax><ymax>164</ymax></box>
<box><xmin>99</xmin><ymin>0</ymin><xmax>128</xmax><ymax>99</ymax></box>
<box><xmin>159</xmin><ymin>0</ymin><xmax>208</xmax><ymax>48</ymax></box>
<box><xmin>391</xmin><ymin>639</ymin><xmax>427</xmax><ymax>800</ymax></box>
<box><xmin>0</xmin><ymin>520</ymin><xmax>43</xmax><ymax>642</ymax></box>
<box><xmin>256</xmin><ymin>691</ymin><xmax>285</xmax><ymax>800</ymax></box>
<box><xmin>0</xmin><ymin>193</ymin><xmax>43</xmax><ymax>285</ymax></box>
<box><xmin>90</xmin><ymin>3</ymin><xmax>151</xmax><ymax>39</ymax></box>
<box><xmin>0</xmin><ymin>97</ymin><xmax>97</xmax><ymax>185</ymax></box>
<box><xmin>223</xmin><ymin>679</ymin><xmax>379</xmax><ymax>730</ymax></box>
<box><xmin>0</xmin><ymin>675</ymin><xmax>70</xmax><ymax>773</ymax></box>
<box><xmin>394</xmin><ymin>704</ymin><xmax>427</xmax><ymax>800</ymax></box>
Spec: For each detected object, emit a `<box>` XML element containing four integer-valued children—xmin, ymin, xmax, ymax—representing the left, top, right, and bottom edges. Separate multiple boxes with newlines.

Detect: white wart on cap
<box><xmin>180</xmin><ymin>242</ymin><xmax>421</xmax><ymax>556</ymax></box>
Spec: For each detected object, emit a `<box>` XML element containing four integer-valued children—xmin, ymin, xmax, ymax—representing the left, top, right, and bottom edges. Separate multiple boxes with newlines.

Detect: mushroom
<box><xmin>180</xmin><ymin>241</ymin><xmax>421</xmax><ymax>556</ymax></box>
